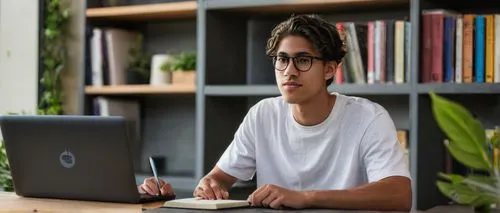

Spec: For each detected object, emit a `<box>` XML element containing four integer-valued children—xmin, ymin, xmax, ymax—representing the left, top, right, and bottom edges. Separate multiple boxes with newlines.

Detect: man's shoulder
<box><xmin>339</xmin><ymin>93</ymin><xmax>388</xmax><ymax>118</ymax></box>
<box><xmin>251</xmin><ymin>96</ymin><xmax>287</xmax><ymax>112</ymax></box>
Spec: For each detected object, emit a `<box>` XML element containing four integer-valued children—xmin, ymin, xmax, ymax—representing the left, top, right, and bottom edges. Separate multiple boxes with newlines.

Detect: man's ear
<box><xmin>324</xmin><ymin>61</ymin><xmax>337</xmax><ymax>80</ymax></box>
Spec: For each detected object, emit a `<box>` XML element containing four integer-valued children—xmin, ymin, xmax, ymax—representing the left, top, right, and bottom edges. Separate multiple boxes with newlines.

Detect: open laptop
<box><xmin>0</xmin><ymin>115</ymin><xmax>176</xmax><ymax>203</ymax></box>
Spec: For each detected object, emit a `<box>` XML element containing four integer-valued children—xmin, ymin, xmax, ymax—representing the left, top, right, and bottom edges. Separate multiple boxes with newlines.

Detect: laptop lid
<box><xmin>0</xmin><ymin>115</ymin><xmax>145</xmax><ymax>203</ymax></box>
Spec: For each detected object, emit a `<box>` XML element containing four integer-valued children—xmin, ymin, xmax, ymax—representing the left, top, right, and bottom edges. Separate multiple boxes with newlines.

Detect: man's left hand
<box><xmin>247</xmin><ymin>184</ymin><xmax>307</xmax><ymax>209</ymax></box>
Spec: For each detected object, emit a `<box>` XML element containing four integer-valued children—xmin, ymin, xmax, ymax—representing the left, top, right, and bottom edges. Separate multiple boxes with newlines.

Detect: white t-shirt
<box><xmin>216</xmin><ymin>93</ymin><xmax>411</xmax><ymax>191</ymax></box>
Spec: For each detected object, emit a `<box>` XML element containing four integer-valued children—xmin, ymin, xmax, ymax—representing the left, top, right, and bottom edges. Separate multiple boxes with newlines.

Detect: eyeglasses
<box><xmin>271</xmin><ymin>55</ymin><xmax>325</xmax><ymax>72</ymax></box>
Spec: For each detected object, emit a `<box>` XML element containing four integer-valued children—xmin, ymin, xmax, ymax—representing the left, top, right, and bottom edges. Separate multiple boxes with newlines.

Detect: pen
<box><xmin>149</xmin><ymin>157</ymin><xmax>162</xmax><ymax>195</ymax></box>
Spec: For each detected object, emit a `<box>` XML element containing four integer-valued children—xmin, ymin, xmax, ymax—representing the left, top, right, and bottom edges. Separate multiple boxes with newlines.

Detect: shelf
<box><xmin>86</xmin><ymin>1</ymin><xmax>197</xmax><ymax>21</ymax></box>
<box><xmin>331</xmin><ymin>83</ymin><xmax>411</xmax><ymax>95</ymax></box>
<box><xmin>85</xmin><ymin>84</ymin><xmax>196</xmax><ymax>95</ymax></box>
<box><xmin>204</xmin><ymin>84</ymin><xmax>411</xmax><ymax>96</ymax></box>
<box><xmin>206</xmin><ymin>0</ymin><xmax>408</xmax><ymax>14</ymax></box>
<box><xmin>417</xmin><ymin>83</ymin><xmax>500</xmax><ymax>94</ymax></box>
<box><xmin>205</xmin><ymin>85</ymin><xmax>280</xmax><ymax>96</ymax></box>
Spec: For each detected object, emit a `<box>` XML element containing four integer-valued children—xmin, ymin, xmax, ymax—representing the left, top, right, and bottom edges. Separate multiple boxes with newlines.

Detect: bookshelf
<box><xmin>205</xmin><ymin>0</ymin><xmax>408</xmax><ymax>13</ymax></box>
<box><xmin>73</xmin><ymin>0</ymin><xmax>500</xmax><ymax>210</ymax></box>
<box><xmin>85</xmin><ymin>84</ymin><xmax>196</xmax><ymax>95</ymax></box>
<box><xmin>83</xmin><ymin>0</ymin><xmax>198</xmax><ymax>193</ymax></box>
<box><xmin>86</xmin><ymin>1</ymin><xmax>197</xmax><ymax>20</ymax></box>
<box><xmin>204</xmin><ymin>84</ymin><xmax>412</xmax><ymax>96</ymax></box>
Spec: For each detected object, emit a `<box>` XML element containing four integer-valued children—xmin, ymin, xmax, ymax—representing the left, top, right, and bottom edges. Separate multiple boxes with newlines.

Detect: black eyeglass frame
<box><xmin>270</xmin><ymin>55</ymin><xmax>326</xmax><ymax>72</ymax></box>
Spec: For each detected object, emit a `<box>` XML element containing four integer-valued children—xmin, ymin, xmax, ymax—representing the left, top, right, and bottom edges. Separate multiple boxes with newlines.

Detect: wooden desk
<box><xmin>1</xmin><ymin>191</ymin><xmax>488</xmax><ymax>213</ymax></box>
<box><xmin>0</xmin><ymin>191</ymin><xmax>164</xmax><ymax>212</ymax></box>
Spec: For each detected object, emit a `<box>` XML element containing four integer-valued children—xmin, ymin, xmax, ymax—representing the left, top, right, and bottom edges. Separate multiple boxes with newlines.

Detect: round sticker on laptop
<box><xmin>60</xmin><ymin>150</ymin><xmax>75</xmax><ymax>168</ymax></box>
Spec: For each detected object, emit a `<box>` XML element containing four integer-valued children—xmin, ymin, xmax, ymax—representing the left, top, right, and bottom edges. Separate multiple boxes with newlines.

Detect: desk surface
<box><xmin>0</xmin><ymin>191</ymin><xmax>483</xmax><ymax>213</ymax></box>
<box><xmin>0</xmin><ymin>191</ymin><xmax>163</xmax><ymax>212</ymax></box>
<box><xmin>144</xmin><ymin>206</ymin><xmax>481</xmax><ymax>213</ymax></box>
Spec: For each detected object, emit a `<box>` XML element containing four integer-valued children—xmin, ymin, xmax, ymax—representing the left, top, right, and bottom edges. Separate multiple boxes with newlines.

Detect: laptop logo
<box><xmin>60</xmin><ymin>150</ymin><xmax>75</xmax><ymax>168</ymax></box>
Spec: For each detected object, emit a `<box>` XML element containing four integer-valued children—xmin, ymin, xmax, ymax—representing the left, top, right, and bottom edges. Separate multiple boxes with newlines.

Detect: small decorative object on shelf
<box><xmin>127</xmin><ymin>34</ymin><xmax>151</xmax><ymax>84</ymax></box>
<box><xmin>150</xmin><ymin>54</ymin><xmax>172</xmax><ymax>85</ymax></box>
<box><xmin>160</xmin><ymin>52</ymin><xmax>196</xmax><ymax>85</ymax></box>
<box><xmin>430</xmin><ymin>91</ymin><xmax>500</xmax><ymax>213</ymax></box>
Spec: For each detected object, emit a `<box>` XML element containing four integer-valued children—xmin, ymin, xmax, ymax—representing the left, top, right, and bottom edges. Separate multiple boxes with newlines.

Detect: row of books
<box><xmin>89</xmin><ymin>27</ymin><xmax>142</xmax><ymax>86</ymax></box>
<box><xmin>333</xmin><ymin>20</ymin><xmax>411</xmax><ymax>85</ymax></box>
<box><xmin>422</xmin><ymin>10</ymin><xmax>500</xmax><ymax>83</ymax></box>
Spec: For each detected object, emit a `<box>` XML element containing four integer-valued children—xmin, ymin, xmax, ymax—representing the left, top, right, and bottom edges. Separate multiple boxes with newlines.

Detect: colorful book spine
<box><xmin>431</xmin><ymin>13</ymin><xmax>444</xmax><ymax>82</ymax></box>
<box><xmin>475</xmin><ymin>15</ymin><xmax>485</xmax><ymax>83</ymax></box>
<box><xmin>367</xmin><ymin>21</ymin><xmax>375</xmax><ymax>84</ymax></box>
<box><xmin>421</xmin><ymin>12</ymin><xmax>432</xmax><ymax>82</ymax></box>
<box><xmin>462</xmin><ymin>14</ymin><xmax>475</xmax><ymax>83</ymax></box>
<box><xmin>455</xmin><ymin>16</ymin><xmax>463</xmax><ymax>83</ymax></box>
<box><xmin>395</xmin><ymin>20</ymin><xmax>405</xmax><ymax>84</ymax></box>
<box><xmin>495</xmin><ymin>15</ymin><xmax>500</xmax><ymax>83</ymax></box>
<box><xmin>444</xmin><ymin>16</ymin><xmax>456</xmax><ymax>82</ymax></box>
<box><xmin>486</xmin><ymin>15</ymin><xmax>495</xmax><ymax>83</ymax></box>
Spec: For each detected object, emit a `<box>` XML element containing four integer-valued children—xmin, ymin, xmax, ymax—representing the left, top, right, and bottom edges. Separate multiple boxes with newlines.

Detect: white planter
<box><xmin>149</xmin><ymin>54</ymin><xmax>172</xmax><ymax>85</ymax></box>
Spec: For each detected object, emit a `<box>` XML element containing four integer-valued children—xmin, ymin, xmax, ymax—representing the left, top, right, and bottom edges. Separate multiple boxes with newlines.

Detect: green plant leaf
<box><xmin>0</xmin><ymin>140</ymin><xmax>12</xmax><ymax>191</ymax></box>
<box><xmin>465</xmin><ymin>174</ymin><xmax>499</xmax><ymax>187</ymax></box>
<box><xmin>436</xmin><ymin>180</ymin><xmax>498</xmax><ymax>207</ymax></box>
<box><xmin>445</xmin><ymin>140</ymin><xmax>491</xmax><ymax>170</ymax></box>
<box><xmin>436</xmin><ymin>181</ymin><xmax>480</xmax><ymax>205</ymax></box>
<box><xmin>439</xmin><ymin>173</ymin><xmax>499</xmax><ymax>196</ymax></box>
<box><xmin>469</xmin><ymin>193</ymin><xmax>500</xmax><ymax>208</ymax></box>
<box><xmin>430</xmin><ymin>92</ymin><xmax>492</xmax><ymax>170</ymax></box>
<box><xmin>438</xmin><ymin>173</ymin><xmax>465</xmax><ymax>184</ymax></box>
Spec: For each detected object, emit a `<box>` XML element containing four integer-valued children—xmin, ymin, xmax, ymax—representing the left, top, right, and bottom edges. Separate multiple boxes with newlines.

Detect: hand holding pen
<box><xmin>137</xmin><ymin>157</ymin><xmax>175</xmax><ymax>196</ymax></box>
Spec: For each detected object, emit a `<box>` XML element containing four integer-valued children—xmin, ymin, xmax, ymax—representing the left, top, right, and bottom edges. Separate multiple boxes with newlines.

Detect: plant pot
<box><xmin>150</xmin><ymin>54</ymin><xmax>172</xmax><ymax>85</ymax></box>
<box><xmin>126</xmin><ymin>68</ymin><xmax>149</xmax><ymax>85</ymax></box>
<box><xmin>172</xmin><ymin>70</ymin><xmax>196</xmax><ymax>85</ymax></box>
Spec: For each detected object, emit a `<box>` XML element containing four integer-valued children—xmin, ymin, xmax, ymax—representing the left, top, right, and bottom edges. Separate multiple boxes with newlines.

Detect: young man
<box><xmin>139</xmin><ymin>14</ymin><xmax>412</xmax><ymax>211</ymax></box>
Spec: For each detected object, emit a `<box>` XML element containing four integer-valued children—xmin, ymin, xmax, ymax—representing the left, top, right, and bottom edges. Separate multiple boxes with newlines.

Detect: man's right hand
<box><xmin>138</xmin><ymin>177</ymin><xmax>175</xmax><ymax>196</ymax></box>
<box><xmin>193</xmin><ymin>177</ymin><xmax>229</xmax><ymax>200</ymax></box>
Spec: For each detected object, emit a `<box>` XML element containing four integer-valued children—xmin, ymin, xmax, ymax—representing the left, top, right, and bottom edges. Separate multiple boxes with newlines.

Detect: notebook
<box><xmin>163</xmin><ymin>198</ymin><xmax>250</xmax><ymax>210</ymax></box>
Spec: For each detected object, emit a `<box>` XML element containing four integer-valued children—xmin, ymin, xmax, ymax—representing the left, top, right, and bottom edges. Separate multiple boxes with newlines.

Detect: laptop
<box><xmin>0</xmin><ymin>115</ymin><xmax>176</xmax><ymax>203</ymax></box>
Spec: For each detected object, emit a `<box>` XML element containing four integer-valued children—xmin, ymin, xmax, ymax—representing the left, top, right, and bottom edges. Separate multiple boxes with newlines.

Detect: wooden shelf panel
<box><xmin>205</xmin><ymin>85</ymin><xmax>280</xmax><ymax>96</ymax></box>
<box><xmin>417</xmin><ymin>83</ymin><xmax>500</xmax><ymax>94</ymax></box>
<box><xmin>206</xmin><ymin>0</ymin><xmax>408</xmax><ymax>14</ymax></box>
<box><xmin>86</xmin><ymin>1</ymin><xmax>197</xmax><ymax>21</ymax></box>
<box><xmin>85</xmin><ymin>84</ymin><xmax>196</xmax><ymax>95</ymax></box>
<box><xmin>204</xmin><ymin>84</ymin><xmax>411</xmax><ymax>96</ymax></box>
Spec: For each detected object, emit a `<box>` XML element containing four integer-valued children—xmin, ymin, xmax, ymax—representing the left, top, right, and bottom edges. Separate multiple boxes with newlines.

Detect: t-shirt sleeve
<box><xmin>215</xmin><ymin>105</ymin><xmax>258</xmax><ymax>181</ymax></box>
<box><xmin>359</xmin><ymin>110</ymin><xmax>411</xmax><ymax>183</ymax></box>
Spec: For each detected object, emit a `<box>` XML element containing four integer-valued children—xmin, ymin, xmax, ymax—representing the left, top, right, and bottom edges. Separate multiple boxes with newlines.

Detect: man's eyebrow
<box><xmin>277</xmin><ymin>52</ymin><xmax>289</xmax><ymax>56</ymax></box>
<box><xmin>277</xmin><ymin>51</ymin><xmax>313</xmax><ymax>57</ymax></box>
<box><xmin>295</xmin><ymin>51</ymin><xmax>314</xmax><ymax>56</ymax></box>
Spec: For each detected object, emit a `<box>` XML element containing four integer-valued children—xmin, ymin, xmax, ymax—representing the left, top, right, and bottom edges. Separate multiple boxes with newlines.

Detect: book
<box><xmin>163</xmin><ymin>198</ymin><xmax>250</xmax><ymax>210</ymax></box>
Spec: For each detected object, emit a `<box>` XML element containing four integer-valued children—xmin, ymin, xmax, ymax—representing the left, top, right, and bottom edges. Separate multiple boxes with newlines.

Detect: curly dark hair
<box><xmin>266</xmin><ymin>14</ymin><xmax>346</xmax><ymax>86</ymax></box>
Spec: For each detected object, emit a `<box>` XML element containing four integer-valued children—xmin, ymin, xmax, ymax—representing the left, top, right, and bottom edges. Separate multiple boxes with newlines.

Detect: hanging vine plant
<box><xmin>38</xmin><ymin>0</ymin><xmax>69</xmax><ymax>115</ymax></box>
<box><xmin>0</xmin><ymin>0</ymin><xmax>70</xmax><ymax>192</ymax></box>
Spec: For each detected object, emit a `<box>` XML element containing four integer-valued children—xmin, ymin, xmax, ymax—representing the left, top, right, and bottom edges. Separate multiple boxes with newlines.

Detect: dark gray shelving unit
<box><xmin>83</xmin><ymin>0</ymin><xmax>199</xmax><ymax>195</ymax></box>
<box><xmin>77</xmin><ymin>0</ymin><xmax>500</xmax><ymax>210</ymax></box>
<box><xmin>205</xmin><ymin>84</ymin><xmax>413</xmax><ymax>96</ymax></box>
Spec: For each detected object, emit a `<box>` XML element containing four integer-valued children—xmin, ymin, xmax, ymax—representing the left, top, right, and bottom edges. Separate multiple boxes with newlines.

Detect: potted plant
<box><xmin>127</xmin><ymin>34</ymin><xmax>151</xmax><ymax>85</ymax></box>
<box><xmin>430</xmin><ymin>91</ymin><xmax>500</xmax><ymax>213</ymax></box>
<box><xmin>0</xmin><ymin>140</ymin><xmax>13</xmax><ymax>192</ymax></box>
<box><xmin>160</xmin><ymin>52</ymin><xmax>196</xmax><ymax>85</ymax></box>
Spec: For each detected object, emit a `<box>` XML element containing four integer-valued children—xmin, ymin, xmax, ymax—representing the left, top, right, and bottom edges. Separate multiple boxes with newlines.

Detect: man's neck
<box><xmin>292</xmin><ymin>91</ymin><xmax>336</xmax><ymax>126</ymax></box>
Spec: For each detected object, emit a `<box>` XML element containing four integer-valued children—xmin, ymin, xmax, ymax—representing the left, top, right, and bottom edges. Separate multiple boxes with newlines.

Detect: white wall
<box><xmin>0</xmin><ymin>0</ymin><xmax>39</xmax><ymax>115</ymax></box>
